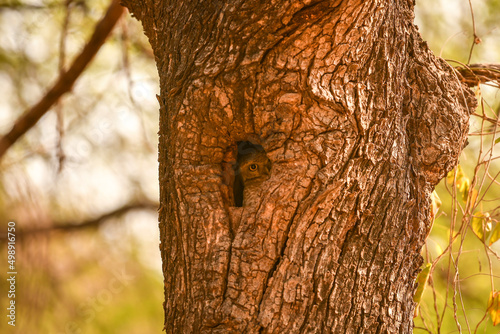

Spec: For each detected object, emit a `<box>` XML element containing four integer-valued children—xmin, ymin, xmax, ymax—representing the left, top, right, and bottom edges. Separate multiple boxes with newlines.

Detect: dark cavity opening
<box><xmin>233</xmin><ymin>141</ymin><xmax>268</xmax><ymax>207</ymax></box>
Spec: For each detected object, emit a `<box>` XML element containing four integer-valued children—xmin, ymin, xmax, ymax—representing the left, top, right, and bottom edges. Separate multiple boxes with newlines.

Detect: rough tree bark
<box><xmin>123</xmin><ymin>0</ymin><xmax>476</xmax><ymax>332</ymax></box>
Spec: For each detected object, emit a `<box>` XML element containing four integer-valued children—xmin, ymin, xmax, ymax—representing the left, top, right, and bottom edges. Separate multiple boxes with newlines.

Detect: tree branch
<box><xmin>0</xmin><ymin>0</ymin><xmax>125</xmax><ymax>160</ymax></box>
<box><xmin>0</xmin><ymin>201</ymin><xmax>158</xmax><ymax>240</ymax></box>
<box><xmin>456</xmin><ymin>63</ymin><xmax>500</xmax><ymax>88</ymax></box>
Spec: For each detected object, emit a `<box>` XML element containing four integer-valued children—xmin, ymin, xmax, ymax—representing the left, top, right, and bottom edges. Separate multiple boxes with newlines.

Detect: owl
<box><xmin>233</xmin><ymin>143</ymin><xmax>272</xmax><ymax>207</ymax></box>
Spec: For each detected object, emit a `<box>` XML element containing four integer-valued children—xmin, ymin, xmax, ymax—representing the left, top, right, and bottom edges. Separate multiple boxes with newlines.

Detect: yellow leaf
<box><xmin>456</xmin><ymin>165</ymin><xmax>465</xmax><ymax>184</ymax></box>
<box><xmin>472</xmin><ymin>213</ymin><xmax>485</xmax><ymax>240</ymax></box>
<box><xmin>460</xmin><ymin>178</ymin><xmax>470</xmax><ymax>202</ymax></box>
<box><xmin>447</xmin><ymin>165</ymin><xmax>461</xmax><ymax>185</ymax></box>
<box><xmin>447</xmin><ymin>169</ymin><xmax>455</xmax><ymax>185</ymax></box>
<box><xmin>447</xmin><ymin>165</ymin><xmax>463</xmax><ymax>185</ymax></box>
<box><xmin>413</xmin><ymin>263</ymin><xmax>432</xmax><ymax>318</ymax></box>
<box><xmin>447</xmin><ymin>165</ymin><xmax>471</xmax><ymax>202</ymax></box>
<box><xmin>414</xmin><ymin>263</ymin><xmax>432</xmax><ymax>304</ymax></box>
<box><xmin>472</xmin><ymin>212</ymin><xmax>492</xmax><ymax>242</ymax></box>
<box><xmin>488</xmin><ymin>290</ymin><xmax>500</xmax><ymax>326</ymax></box>
<box><xmin>468</xmin><ymin>188</ymin><xmax>478</xmax><ymax>207</ymax></box>
<box><xmin>490</xmin><ymin>223</ymin><xmax>500</xmax><ymax>246</ymax></box>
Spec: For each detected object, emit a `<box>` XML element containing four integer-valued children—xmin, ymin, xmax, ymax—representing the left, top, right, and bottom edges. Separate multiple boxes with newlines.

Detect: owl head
<box><xmin>236</xmin><ymin>142</ymin><xmax>272</xmax><ymax>184</ymax></box>
<box><xmin>239</xmin><ymin>154</ymin><xmax>272</xmax><ymax>183</ymax></box>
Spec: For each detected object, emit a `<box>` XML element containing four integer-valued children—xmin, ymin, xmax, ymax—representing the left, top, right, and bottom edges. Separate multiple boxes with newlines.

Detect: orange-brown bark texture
<box><xmin>123</xmin><ymin>0</ymin><xmax>476</xmax><ymax>332</ymax></box>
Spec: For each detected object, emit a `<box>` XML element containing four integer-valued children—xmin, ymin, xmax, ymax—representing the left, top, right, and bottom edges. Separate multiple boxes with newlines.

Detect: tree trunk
<box><xmin>123</xmin><ymin>1</ymin><xmax>476</xmax><ymax>332</ymax></box>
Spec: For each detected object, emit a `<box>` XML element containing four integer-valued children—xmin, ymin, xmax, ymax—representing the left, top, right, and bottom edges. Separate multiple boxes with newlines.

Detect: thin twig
<box><xmin>467</xmin><ymin>0</ymin><xmax>479</xmax><ymax>64</ymax></box>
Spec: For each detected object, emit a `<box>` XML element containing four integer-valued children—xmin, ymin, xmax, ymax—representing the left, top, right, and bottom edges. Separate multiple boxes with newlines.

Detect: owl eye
<box><xmin>249</xmin><ymin>164</ymin><xmax>258</xmax><ymax>171</ymax></box>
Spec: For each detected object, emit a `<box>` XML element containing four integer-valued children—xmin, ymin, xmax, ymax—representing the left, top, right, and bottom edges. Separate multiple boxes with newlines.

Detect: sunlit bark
<box><xmin>124</xmin><ymin>1</ymin><xmax>476</xmax><ymax>332</ymax></box>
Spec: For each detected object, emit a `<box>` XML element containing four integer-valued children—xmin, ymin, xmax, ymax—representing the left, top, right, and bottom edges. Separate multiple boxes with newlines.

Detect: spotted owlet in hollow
<box><xmin>234</xmin><ymin>144</ymin><xmax>272</xmax><ymax>207</ymax></box>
